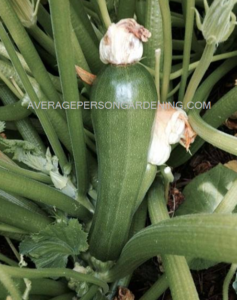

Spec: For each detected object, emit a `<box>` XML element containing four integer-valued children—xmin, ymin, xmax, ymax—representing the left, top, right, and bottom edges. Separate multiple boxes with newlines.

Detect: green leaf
<box><xmin>176</xmin><ymin>164</ymin><xmax>237</xmax><ymax>216</ymax></box>
<box><xmin>20</xmin><ymin>219</ymin><xmax>88</xmax><ymax>268</ymax></box>
<box><xmin>176</xmin><ymin>164</ymin><xmax>237</xmax><ymax>270</ymax></box>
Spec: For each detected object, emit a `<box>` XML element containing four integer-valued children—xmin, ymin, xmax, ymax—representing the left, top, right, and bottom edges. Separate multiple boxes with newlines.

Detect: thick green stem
<box><xmin>0</xmin><ymin>278</ymin><xmax>71</xmax><ymax>298</ymax></box>
<box><xmin>0</xmin><ymin>264</ymin><xmax>109</xmax><ymax>293</ymax></box>
<box><xmin>158</xmin><ymin>0</ymin><xmax>172</xmax><ymax>102</ymax></box>
<box><xmin>147</xmin><ymin>180</ymin><xmax>199</xmax><ymax>300</ymax></box>
<box><xmin>189</xmin><ymin>111</ymin><xmax>237</xmax><ymax>156</ymax></box>
<box><xmin>109</xmin><ymin>200</ymin><xmax>148</xmax><ymax>300</ymax></box>
<box><xmin>0</xmin><ymin>84</ymin><xmax>45</xmax><ymax>152</ymax></box>
<box><xmin>105</xmin><ymin>214</ymin><xmax>237</xmax><ymax>282</ymax></box>
<box><xmin>0</xmin><ymin>98</ymin><xmax>30</xmax><ymax>121</ymax></box>
<box><xmin>178</xmin><ymin>0</ymin><xmax>195</xmax><ymax>101</ymax></box>
<box><xmin>139</xmin><ymin>275</ymin><xmax>168</xmax><ymax>300</ymax></box>
<box><xmin>0</xmin><ymin>158</ymin><xmax>51</xmax><ymax>184</ymax></box>
<box><xmin>48</xmin><ymin>293</ymin><xmax>76</xmax><ymax>300</ymax></box>
<box><xmin>38</xmin><ymin>4</ymin><xmax>53</xmax><ymax>37</ymax></box>
<box><xmin>0</xmin><ymin>193</ymin><xmax>51</xmax><ymax>232</ymax></box>
<box><xmin>0</xmin><ymin>59</ymin><xmax>72</xmax><ymax>152</ymax></box>
<box><xmin>28</xmin><ymin>24</ymin><xmax>56</xmax><ymax>56</ymax></box>
<box><xmin>97</xmin><ymin>0</ymin><xmax>111</xmax><ymax>28</ymax></box>
<box><xmin>70</xmin><ymin>0</ymin><xmax>102</xmax><ymax>73</ymax></box>
<box><xmin>169</xmin><ymin>58</ymin><xmax>237</xmax><ymax>167</ymax></box>
<box><xmin>215</xmin><ymin>179</ymin><xmax>237</xmax><ymax>214</ymax></box>
<box><xmin>223</xmin><ymin>264</ymin><xmax>237</xmax><ymax>300</ymax></box>
<box><xmin>0</xmin><ymin>42</ymin><xmax>31</xmax><ymax>74</ymax></box>
<box><xmin>0</xmin><ymin>253</ymin><xmax>18</xmax><ymax>266</ymax></box>
<box><xmin>183</xmin><ymin>44</ymin><xmax>216</xmax><ymax>109</ymax></box>
<box><xmin>0</xmin><ymin>223</ymin><xmax>27</xmax><ymax>235</ymax></box>
<box><xmin>170</xmin><ymin>50</ymin><xmax>237</xmax><ymax>80</ymax></box>
<box><xmin>0</xmin><ymin>167</ymin><xmax>91</xmax><ymax>220</ymax></box>
<box><xmin>49</xmin><ymin>0</ymin><xmax>89</xmax><ymax>194</ymax></box>
<box><xmin>117</xmin><ymin>0</ymin><xmax>136</xmax><ymax>20</ymax></box>
<box><xmin>0</xmin><ymin>264</ymin><xmax>22</xmax><ymax>300</ymax></box>
<box><xmin>80</xmin><ymin>285</ymin><xmax>99</xmax><ymax>300</ymax></box>
<box><xmin>0</xmin><ymin>0</ymin><xmax>62</xmax><ymax>106</ymax></box>
<box><xmin>0</xmin><ymin>22</ymin><xmax>69</xmax><ymax>171</ymax></box>
<box><xmin>143</xmin><ymin>0</ymin><xmax>163</xmax><ymax>69</ymax></box>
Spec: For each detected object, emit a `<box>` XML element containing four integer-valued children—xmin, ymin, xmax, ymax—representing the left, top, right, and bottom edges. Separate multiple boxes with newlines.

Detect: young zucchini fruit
<box><xmin>89</xmin><ymin>19</ymin><xmax>157</xmax><ymax>261</ymax></box>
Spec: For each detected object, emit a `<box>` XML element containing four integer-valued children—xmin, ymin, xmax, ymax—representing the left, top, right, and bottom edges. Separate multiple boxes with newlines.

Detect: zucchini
<box><xmin>89</xmin><ymin>63</ymin><xmax>157</xmax><ymax>261</ymax></box>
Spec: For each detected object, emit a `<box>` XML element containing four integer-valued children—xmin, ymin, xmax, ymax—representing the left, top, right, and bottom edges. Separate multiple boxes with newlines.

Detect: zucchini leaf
<box><xmin>176</xmin><ymin>163</ymin><xmax>237</xmax><ymax>216</ymax></box>
<box><xmin>20</xmin><ymin>219</ymin><xmax>88</xmax><ymax>268</ymax></box>
<box><xmin>176</xmin><ymin>163</ymin><xmax>237</xmax><ymax>270</ymax></box>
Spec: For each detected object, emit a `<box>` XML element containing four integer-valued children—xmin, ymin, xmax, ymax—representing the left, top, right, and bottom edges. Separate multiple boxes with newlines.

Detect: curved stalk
<box><xmin>80</xmin><ymin>285</ymin><xmax>99</xmax><ymax>300</ymax></box>
<box><xmin>223</xmin><ymin>264</ymin><xmax>237</xmax><ymax>300</ymax></box>
<box><xmin>183</xmin><ymin>44</ymin><xmax>216</xmax><ymax>109</ymax></box>
<box><xmin>169</xmin><ymin>58</ymin><xmax>237</xmax><ymax>167</ymax></box>
<box><xmin>105</xmin><ymin>214</ymin><xmax>237</xmax><ymax>282</ymax></box>
<box><xmin>189</xmin><ymin>111</ymin><xmax>237</xmax><ymax>156</ymax></box>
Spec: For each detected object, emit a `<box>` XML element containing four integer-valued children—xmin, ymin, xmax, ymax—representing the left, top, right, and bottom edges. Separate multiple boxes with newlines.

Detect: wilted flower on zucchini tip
<box><xmin>9</xmin><ymin>0</ymin><xmax>40</xmax><ymax>28</ymax></box>
<box><xmin>148</xmin><ymin>104</ymin><xmax>196</xmax><ymax>166</ymax></box>
<box><xmin>195</xmin><ymin>0</ymin><xmax>237</xmax><ymax>45</ymax></box>
<box><xmin>100</xmin><ymin>18</ymin><xmax>151</xmax><ymax>65</ymax></box>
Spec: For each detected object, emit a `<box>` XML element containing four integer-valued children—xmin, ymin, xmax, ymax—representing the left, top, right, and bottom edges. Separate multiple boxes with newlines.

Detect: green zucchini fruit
<box><xmin>89</xmin><ymin>63</ymin><xmax>157</xmax><ymax>261</ymax></box>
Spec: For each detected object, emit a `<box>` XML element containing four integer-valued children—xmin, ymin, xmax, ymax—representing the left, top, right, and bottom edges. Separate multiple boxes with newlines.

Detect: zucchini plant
<box><xmin>0</xmin><ymin>0</ymin><xmax>237</xmax><ymax>300</ymax></box>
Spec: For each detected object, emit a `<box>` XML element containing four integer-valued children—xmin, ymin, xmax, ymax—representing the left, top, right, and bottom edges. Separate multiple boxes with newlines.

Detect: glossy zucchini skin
<box><xmin>89</xmin><ymin>63</ymin><xmax>157</xmax><ymax>261</ymax></box>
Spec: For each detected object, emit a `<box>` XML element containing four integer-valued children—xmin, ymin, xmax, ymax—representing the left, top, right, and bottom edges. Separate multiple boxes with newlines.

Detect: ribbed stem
<box><xmin>105</xmin><ymin>214</ymin><xmax>237</xmax><ymax>282</ymax></box>
<box><xmin>169</xmin><ymin>58</ymin><xmax>237</xmax><ymax>167</ymax></box>
<box><xmin>28</xmin><ymin>24</ymin><xmax>56</xmax><ymax>56</ymax></box>
<box><xmin>147</xmin><ymin>180</ymin><xmax>199</xmax><ymax>300</ymax></box>
<box><xmin>0</xmin><ymin>0</ymin><xmax>61</xmax><ymax>106</ymax></box>
<box><xmin>189</xmin><ymin>111</ymin><xmax>237</xmax><ymax>156</ymax></box>
<box><xmin>97</xmin><ymin>0</ymin><xmax>111</xmax><ymax>28</ymax></box>
<box><xmin>215</xmin><ymin>179</ymin><xmax>237</xmax><ymax>214</ymax></box>
<box><xmin>0</xmin><ymin>22</ymin><xmax>69</xmax><ymax>172</ymax></box>
<box><xmin>0</xmin><ymin>84</ymin><xmax>45</xmax><ymax>152</ymax></box>
<box><xmin>178</xmin><ymin>0</ymin><xmax>195</xmax><ymax>101</ymax></box>
<box><xmin>158</xmin><ymin>0</ymin><xmax>172</xmax><ymax>102</ymax></box>
<box><xmin>0</xmin><ymin>264</ymin><xmax>22</xmax><ymax>300</ymax></box>
<box><xmin>0</xmin><ymin>167</ymin><xmax>91</xmax><ymax>220</ymax></box>
<box><xmin>49</xmin><ymin>0</ymin><xmax>89</xmax><ymax>195</ymax></box>
<box><xmin>0</xmin><ymin>264</ymin><xmax>108</xmax><ymax>293</ymax></box>
<box><xmin>143</xmin><ymin>0</ymin><xmax>163</xmax><ymax>69</ymax></box>
<box><xmin>80</xmin><ymin>285</ymin><xmax>99</xmax><ymax>300</ymax></box>
<box><xmin>117</xmin><ymin>0</ymin><xmax>136</xmax><ymax>20</ymax></box>
<box><xmin>0</xmin><ymin>193</ymin><xmax>51</xmax><ymax>232</ymax></box>
<box><xmin>183</xmin><ymin>44</ymin><xmax>216</xmax><ymax>109</ymax></box>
